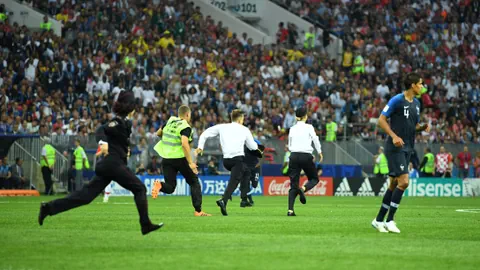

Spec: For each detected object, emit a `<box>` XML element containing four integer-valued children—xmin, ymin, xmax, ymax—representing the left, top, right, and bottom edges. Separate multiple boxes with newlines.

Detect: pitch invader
<box><xmin>286</xmin><ymin>107</ymin><xmax>323</xmax><ymax>216</ymax></box>
<box><xmin>239</xmin><ymin>138</ymin><xmax>265</xmax><ymax>207</ymax></box>
<box><xmin>372</xmin><ymin>73</ymin><xmax>430</xmax><ymax>233</ymax></box>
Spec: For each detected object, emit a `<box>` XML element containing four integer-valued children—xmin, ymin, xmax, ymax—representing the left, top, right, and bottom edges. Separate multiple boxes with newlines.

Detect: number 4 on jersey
<box><xmin>403</xmin><ymin>106</ymin><xmax>410</xmax><ymax>119</ymax></box>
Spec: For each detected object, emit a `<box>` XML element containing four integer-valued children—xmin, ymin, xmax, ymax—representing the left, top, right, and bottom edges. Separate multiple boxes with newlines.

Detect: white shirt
<box><xmin>446</xmin><ymin>82</ymin><xmax>459</xmax><ymax>99</ymax></box>
<box><xmin>376</xmin><ymin>84</ymin><xmax>390</xmax><ymax>98</ymax></box>
<box><xmin>142</xmin><ymin>90</ymin><xmax>157</xmax><ymax>107</ymax></box>
<box><xmin>132</xmin><ymin>86</ymin><xmax>143</xmax><ymax>99</ymax></box>
<box><xmin>198</xmin><ymin>122</ymin><xmax>258</xmax><ymax>159</ymax></box>
<box><xmin>111</xmin><ymin>86</ymin><xmax>124</xmax><ymax>101</ymax></box>
<box><xmin>288</xmin><ymin>121</ymin><xmax>322</xmax><ymax>154</ymax></box>
<box><xmin>386</xmin><ymin>59</ymin><xmax>399</xmax><ymax>75</ymax></box>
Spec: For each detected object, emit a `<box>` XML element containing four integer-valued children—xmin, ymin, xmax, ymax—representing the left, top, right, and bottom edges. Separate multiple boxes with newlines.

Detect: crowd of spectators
<box><xmin>275</xmin><ymin>0</ymin><xmax>480</xmax><ymax>144</ymax></box>
<box><xmin>0</xmin><ymin>0</ymin><xmax>479</xmax><ymax>151</ymax></box>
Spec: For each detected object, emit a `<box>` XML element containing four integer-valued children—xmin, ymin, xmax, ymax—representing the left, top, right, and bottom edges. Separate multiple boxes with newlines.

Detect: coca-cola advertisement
<box><xmin>263</xmin><ymin>176</ymin><xmax>333</xmax><ymax>196</ymax></box>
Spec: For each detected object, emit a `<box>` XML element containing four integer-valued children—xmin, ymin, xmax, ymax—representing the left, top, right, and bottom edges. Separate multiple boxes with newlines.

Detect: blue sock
<box><xmin>376</xmin><ymin>189</ymin><xmax>393</xmax><ymax>222</ymax></box>
<box><xmin>387</xmin><ymin>187</ymin><xmax>405</xmax><ymax>222</ymax></box>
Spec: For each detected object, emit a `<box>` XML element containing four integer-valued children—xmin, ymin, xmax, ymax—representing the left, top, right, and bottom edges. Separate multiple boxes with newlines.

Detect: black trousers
<box><xmin>46</xmin><ymin>155</ymin><xmax>151</xmax><ymax>227</ymax></box>
<box><xmin>247</xmin><ymin>166</ymin><xmax>260</xmax><ymax>188</ymax></box>
<box><xmin>42</xmin><ymin>167</ymin><xmax>53</xmax><ymax>195</ymax></box>
<box><xmin>0</xmin><ymin>177</ymin><xmax>9</xmax><ymax>189</ymax></box>
<box><xmin>223</xmin><ymin>156</ymin><xmax>249</xmax><ymax>203</ymax></box>
<box><xmin>9</xmin><ymin>176</ymin><xmax>27</xmax><ymax>189</ymax></box>
<box><xmin>161</xmin><ymin>157</ymin><xmax>202</xmax><ymax>212</ymax></box>
<box><xmin>288</xmin><ymin>153</ymin><xmax>319</xmax><ymax>211</ymax></box>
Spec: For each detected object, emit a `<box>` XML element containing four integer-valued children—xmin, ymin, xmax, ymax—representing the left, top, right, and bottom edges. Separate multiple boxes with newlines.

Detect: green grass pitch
<box><xmin>1</xmin><ymin>196</ymin><xmax>479</xmax><ymax>270</ymax></box>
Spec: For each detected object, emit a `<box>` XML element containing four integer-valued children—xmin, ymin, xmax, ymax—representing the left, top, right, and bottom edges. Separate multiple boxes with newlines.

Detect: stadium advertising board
<box><xmin>332</xmin><ymin>177</ymin><xmax>467</xmax><ymax>197</ymax></box>
<box><xmin>263</xmin><ymin>176</ymin><xmax>333</xmax><ymax>196</ymax></box>
<box><xmin>463</xmin><ymin>178</ymin><xmax>480</xmax><ymax>197</ymax></box>
<box><xmin>405</xmin><ymin>178</ymin><xmax>465</xmax><ymax>197</ymax></box>
<box><xmin>110</xmin><ymin>175</ymin><xmax>263</xmax><ymax>197</ymax></box>
<box><xmin>333</xmin><ymin>177</ymin><xmax>385</xmax><ymax>196</ymax></box>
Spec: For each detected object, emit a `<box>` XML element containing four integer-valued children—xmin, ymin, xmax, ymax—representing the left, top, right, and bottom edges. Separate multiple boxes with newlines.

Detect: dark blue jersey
<box><xmin>244</xmin><ymin>139</ymin><xmax>265</xmax><ymax>168</ymax></box>
<box><xmin>381</xmin><ymin>93</ymin><xmax>420</xmax><ymax>152</ymax></box>
<box><xmin>244</xmin><ymin>146</ymin><xmax>259</xmax><ymax>168</ymax></box>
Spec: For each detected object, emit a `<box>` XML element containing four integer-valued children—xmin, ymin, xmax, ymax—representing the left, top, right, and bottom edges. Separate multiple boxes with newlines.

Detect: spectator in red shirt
<box><xmin>457</xmin><ymin>146</ymin><xmax>472</xmax><ymax>179</ymax></box>
<box><xmin>276</xmin><ymin>22</ymin><xmax>288</xmax><ymax>44</ymax></box>
<box><xmin>474</xmin><ymin>152</ymin><xmax>480</xmax><ymax>178</ymax></box>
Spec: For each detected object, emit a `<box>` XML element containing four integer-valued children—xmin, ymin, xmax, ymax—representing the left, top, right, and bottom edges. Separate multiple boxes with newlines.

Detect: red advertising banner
<box><xmin>263</xmin><ymin>176</ymin><xmax>333</xmax><ymax>196</ymax></box>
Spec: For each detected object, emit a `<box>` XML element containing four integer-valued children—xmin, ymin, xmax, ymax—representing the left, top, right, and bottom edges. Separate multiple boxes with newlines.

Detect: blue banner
<box><xmin>261</xmin><ymin>164</ymin><xmax>362</xmax><ymax>178</ymax></box>
<box><xmin>109</xmin><ymin>175</ymin><xmax>264</xmax><ymax>197</ymax></box>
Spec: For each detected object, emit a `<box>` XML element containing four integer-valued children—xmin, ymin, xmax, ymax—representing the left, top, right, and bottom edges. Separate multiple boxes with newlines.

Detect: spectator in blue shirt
<box><xmin>0</xmin><ymin>158</ymin><xmax>12</xmax><ymax>189</ymax></box>
<box><xmin>409</xmin><ymin>162</ymin><xmax>419</xmax><ymax>179</ymax></box>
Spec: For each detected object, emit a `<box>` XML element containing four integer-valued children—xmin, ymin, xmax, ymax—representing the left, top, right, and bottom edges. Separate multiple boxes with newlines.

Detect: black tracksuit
<box><xmin>44</xmin><ymin>117</ymin><xmax>153</xmax><ymax>228</ymax></box>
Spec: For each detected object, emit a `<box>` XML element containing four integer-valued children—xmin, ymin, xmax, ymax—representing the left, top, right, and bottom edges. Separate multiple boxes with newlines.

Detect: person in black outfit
<box><xmin>239</xmin><ymin>139</ymin><xmax>265</xmax><ymax>207</ymax></box>
<box><xmin>287</xmin><ymin>107</ymin><xmax>323</xmax><ymax>216</ymax></box>
<box><xmin>38</xmin><ymin>91</ymin><xmax>163</xmax><ymax>235</ymax></box>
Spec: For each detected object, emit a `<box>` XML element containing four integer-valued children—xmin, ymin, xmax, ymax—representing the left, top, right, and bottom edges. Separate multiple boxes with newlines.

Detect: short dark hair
<box><xmin>113</xmin><ymin>91</ymin><xmax>136</xmax><ymax>117</ymax></box>
<box><xmin>15</xmin><ymin>157</ymin><xmax>21</xmax><ymax>163</ymax></box>
<box><xmin>404</xmin><ymin>73</ymin><xmax>422</xmax><ymax>90</ymax></box>
<box><xmin>295</xmin><ymin>107</ymin><xmax>307</xmax><ymax>118</ymax></box>
<box><xmin>425</xmin><ymin>147</ymin><xmax>431</xmax><ymax>153</ymax></box>
<box><xmin>178</xmin><ymin>105</ymin><xmax>191</xmax><ymax>117</ymax></box>
<box><xmin>231</xmin><ymin>109</ymin><xmax>244</xmax><ymax>122</ymax></box>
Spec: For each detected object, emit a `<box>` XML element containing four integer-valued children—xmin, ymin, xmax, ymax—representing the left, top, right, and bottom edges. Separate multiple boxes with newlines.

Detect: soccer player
<box><xmin>372</xmin><ymin>73</ymin><xmax>430</xmax><ymax>233</ymax></box>
<box><xmin>151</xmin><ymin>105</ymin><xmax>211</xmax><ymax>217</ymax></box>
<box><xmin>240</xmin><ymin>138</ymin><xmax>265</xmax><ymax>207</ymax></box>
<box><xmin>38</xmin><ymin>91</ymin><xmax>163</xmax><ymax>235</ymax></box>
<box><xmin>196</xmin><ymin>109</ymin><xmax>260</xmax><ymax>216</ymax></box>
<box><xmin>287</xmin><ymin>107</ymin><xmax>323</xmax><ymax>216</ymax></box>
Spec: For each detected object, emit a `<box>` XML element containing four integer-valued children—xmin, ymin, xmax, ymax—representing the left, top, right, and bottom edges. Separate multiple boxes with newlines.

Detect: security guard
<box><xmin>39</xmin><ymin>91</ymin><xmax>163</xmax><ymax>235</ymax></box>
<box><xmin>40</xmin><ymin>15</ymin><xmax>52</xmax><ymax>31</ymax></box>
<box><xmin>73</xmin><ymin>139</ymin><xmax>90</xmax><ymax>191</ymax></box>
<box><xmin>0</xmin><ymin>11</ymin><xmax>7</xmax><ymax>23</ymax></box>
<box><xmin>152</xmin><ymin>105</ymin><xmax>211</xmax><ymax>217</ymax></box>
<box><xmin>41</xmin><ymin>137</ymin><xmax>56</xmax><ymax>195</ymax></box>
<box><xmin>303</xmin><ymin>26</ymin><xmax>315</xmax><ymax>49</ymax></box>
<box><xmin>287</xmin><ymin>107</ymin><xmax>322</xmax><ymax>216</ymax></box>
<box><xmin>196</xmin><ymin>109</ymin><xmax>260</xmax><ymax>216</ymax></box>
<box><xmin>352</xmin><ymin>50</ymin><xmax>365</xmax><ymax>75</ymax></box>
<box><xmin>374</xmin><ymin>146</ymin><xmax>389</xmax><ymax>178</ymax></box>
<box><xmin>419</xmin><ymin>147</ymin><xmax>435</xmax><ymax>177</ymax></box>
<box><xmin>325</xmin><ymin>115</ymin><xmax>337</xmax><ymax>142</ymax></box>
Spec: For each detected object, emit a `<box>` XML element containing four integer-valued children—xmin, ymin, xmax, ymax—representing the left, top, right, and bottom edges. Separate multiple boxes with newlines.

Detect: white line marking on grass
<box><xmin>456</xmin><ymin>209</ymin><xmax>480</xmax><ymax>213</ymax></box>
<box><xmin>0</xmin><ymin>201</ymin><xmax>133</xmax><ymax>205</ymax></box>
<box><xmin>95</xmin><ymin>202</ymin><xmax>133</xmax><ymax>205</ymax></box>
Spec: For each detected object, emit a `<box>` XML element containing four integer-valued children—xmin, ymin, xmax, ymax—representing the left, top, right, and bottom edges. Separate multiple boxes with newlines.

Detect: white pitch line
<box><xmin>0</xmin><ymin>201</ymin><xmax>133</xmax><ymax>205</ymax></box>
<box><xmin>96</xmin><ymin>202</ymin><xmax>134</xmax><ymax>205</ymax></box>
<box><xmin>455</xmin><ymin>209</ymin><xmax>480</xmax><ymax>213</ymax></box>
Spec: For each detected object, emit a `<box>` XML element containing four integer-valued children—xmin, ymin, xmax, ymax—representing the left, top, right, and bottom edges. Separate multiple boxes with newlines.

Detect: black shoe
<box><xmin>247</xmin><ymin>194</ymin><xmax>254</xmax><ymax>206</ymax></box>
<box><xmin>287</xmin><ymin>211</ymin><xmax>296</xmax><ymax>216</ymax></box>
<box><xmin>38</xmin><ymin>202</ymin><xmax>49</xmax><ymax>226</ymax></box>
<box><xmin>216</xmin><ymin>199</ymin><xmax>228</xmax><ymax>216</ymax></box>
<box><xmin>141</xmin><ymin>222</ymin><xmax>164</xmax><ymax>235</ymax></box>
<box><xmin>240</xmin><ymin>200</ymin><xmax>253</xmax><ymax>208</ymax></box>
<box><xmin>298</xmin><ymin>188</ymin><xmax>306</xmax><ymax>204</ymax></box>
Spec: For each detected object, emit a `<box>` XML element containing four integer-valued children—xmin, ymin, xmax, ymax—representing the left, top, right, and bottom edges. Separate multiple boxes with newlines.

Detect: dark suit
<box><xmin>10</xmin><ymin>164</ymin><xmax>27</xmax><ymax>189</ymax></box>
